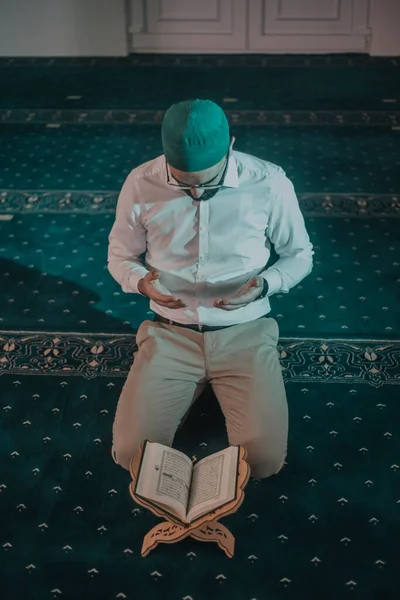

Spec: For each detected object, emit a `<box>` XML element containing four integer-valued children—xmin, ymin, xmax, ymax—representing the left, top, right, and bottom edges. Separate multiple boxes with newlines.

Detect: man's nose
<box><xmin>190</xmin><ymin>187</ymin><xmax>205</xmax><ymax>199</ymax></box>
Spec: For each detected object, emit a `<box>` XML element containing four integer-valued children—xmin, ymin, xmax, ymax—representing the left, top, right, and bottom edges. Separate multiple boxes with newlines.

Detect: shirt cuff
<box><xmin>260</xmin><ymin>268</ymin><xmax>282</xmax><ymax>297</ymax></box>
<box><xmin>128</xmin><ymin>268</ymin><xmax>150</xmax><ymax>295</ymax></box>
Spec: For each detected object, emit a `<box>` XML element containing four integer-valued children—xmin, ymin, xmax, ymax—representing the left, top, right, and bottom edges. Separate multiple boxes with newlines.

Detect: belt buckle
<box><xmin>197</xmin><ymin>324</ymin><xmax>204</xmax><ymax>332</ymax></box>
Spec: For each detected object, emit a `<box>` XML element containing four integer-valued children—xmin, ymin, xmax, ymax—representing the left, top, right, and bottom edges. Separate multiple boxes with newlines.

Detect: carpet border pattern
<box><xmin>0</xmin><ymin>331</ymin><xmax>399</xmax><ymax>387</ymax></box>
<box><xmin>1</xmin><ymin>190</ymin><xmax>400</xmax><ymax>217</ymax></box>
<box><xmin>1</xmin><ymin>108</ymin><xmax>399</xmax><ymax>126</ymax></box>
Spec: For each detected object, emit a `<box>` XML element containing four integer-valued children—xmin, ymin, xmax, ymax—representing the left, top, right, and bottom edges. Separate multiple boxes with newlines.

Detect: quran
<box><xmin>134</xmin><ymin>440</ymin><xmax>240</xmax><ymax>525</ymax></box>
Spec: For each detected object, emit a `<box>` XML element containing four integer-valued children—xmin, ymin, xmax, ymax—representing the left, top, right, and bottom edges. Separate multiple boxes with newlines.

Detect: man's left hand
<box><xmin>214</xmin><ymin>276</ymin><xmax>265</xmax><ymax>311</ymax></box>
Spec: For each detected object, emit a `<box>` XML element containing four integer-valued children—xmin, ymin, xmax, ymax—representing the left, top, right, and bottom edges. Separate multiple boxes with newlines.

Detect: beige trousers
<box><xmin>112</xmin><ymin>316</ymin><xmax>288</xmax><ymax>479</ymax></box>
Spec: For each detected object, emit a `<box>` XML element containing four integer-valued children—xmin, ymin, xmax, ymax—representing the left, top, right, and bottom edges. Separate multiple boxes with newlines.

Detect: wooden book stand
<box><xmin>129</xmin><ymin>442</ymin><xmax>250</xmax><ymax>558</ymax></box>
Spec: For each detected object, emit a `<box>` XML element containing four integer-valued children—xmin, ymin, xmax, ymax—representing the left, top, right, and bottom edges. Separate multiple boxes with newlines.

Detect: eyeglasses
<box><xmin>165</xmin><ymin>152</ymin><xmax>229</xmax><ymax>190</ymax></box>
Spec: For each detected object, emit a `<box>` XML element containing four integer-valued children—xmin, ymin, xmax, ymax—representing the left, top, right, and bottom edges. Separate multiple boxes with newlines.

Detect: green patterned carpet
<box><xmin>0</xmin><ymin>55</ymin><xmax>399</xmax><ymax>600</ymax></box>
<box><xmin>1</xmin><ymin>371</ymin><xmax>399</xmax><ymax>600</ymax></box>
<box><xmin>1</xmin><ymin>124</ymin><xmax>400</xmax><ymax>191</ymax></box>
<box><xmin>0</xmin><ymin>212</ymin><xmax>399</xmax><ymax>336</ymax></box>
<box><xmin>1</xmin><ymin>54</ymin><xmax>400</xmax><ymax>112</ymax></box>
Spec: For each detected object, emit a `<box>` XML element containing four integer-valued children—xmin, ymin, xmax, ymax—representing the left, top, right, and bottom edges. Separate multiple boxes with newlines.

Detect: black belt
<box><xmin>154</xmin><ymin>314</ymin><xmax>236</xmax><ymax>332</ymax></box>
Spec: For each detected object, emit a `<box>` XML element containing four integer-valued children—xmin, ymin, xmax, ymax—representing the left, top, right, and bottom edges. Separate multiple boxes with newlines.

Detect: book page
<box><xmin>186</xmin><ymin>446</ymin><xmax>239</xmax><ymax>523</ymax></box>
<box><xmin>135</xmin><ymin>441</ymin><xmax>193</xmax><ymax>521</ymax></box>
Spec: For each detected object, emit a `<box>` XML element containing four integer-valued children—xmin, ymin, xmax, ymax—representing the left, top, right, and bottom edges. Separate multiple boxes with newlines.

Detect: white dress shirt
<box><xmin>108</xmin><ymin>150</ymin><xmax>314</xmax><ymax>326</ymax></box>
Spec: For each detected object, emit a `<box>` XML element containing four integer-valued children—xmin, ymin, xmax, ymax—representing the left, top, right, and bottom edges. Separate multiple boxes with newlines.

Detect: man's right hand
<box><xmin>138</xmin><ymin>271</ymin><xmax>186</xmax><ymax>310</ymax></box>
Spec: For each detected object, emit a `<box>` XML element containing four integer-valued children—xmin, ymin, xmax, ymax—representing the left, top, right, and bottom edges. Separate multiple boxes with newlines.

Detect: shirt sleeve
<box><xmin>260</xmin><ymin>173</ymin><xmax>314</xmax><ymax>297</ymax></box>
<box><xmin>107</xmin><ymin>172</ymin><xmax>150</xmax><ymax>294</ymax></box>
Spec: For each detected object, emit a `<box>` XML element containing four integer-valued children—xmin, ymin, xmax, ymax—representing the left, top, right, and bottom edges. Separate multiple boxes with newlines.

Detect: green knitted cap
<box><xmin>161</xmin><ymin>99</ymin><xmax>230</xmax><ymax>172</ymax></box>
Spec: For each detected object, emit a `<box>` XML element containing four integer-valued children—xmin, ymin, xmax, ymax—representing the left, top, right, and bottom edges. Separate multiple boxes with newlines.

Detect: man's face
<box><xmin>168</xmin><ymin>136</ymin><xmax>235</xmax><ymax>201</ymax></box>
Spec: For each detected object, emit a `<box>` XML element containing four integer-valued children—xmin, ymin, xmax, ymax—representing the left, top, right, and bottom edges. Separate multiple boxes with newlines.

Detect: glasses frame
<box><xmin>165</xmin><ymin>151</ymin><xmax>230</xmax><ymax>191</ymax></box>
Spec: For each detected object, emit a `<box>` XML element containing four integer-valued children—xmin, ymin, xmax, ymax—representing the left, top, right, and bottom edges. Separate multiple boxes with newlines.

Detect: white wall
<box><xmin>1</xmin><ymin>0</ymin><xmax>399</xmax><ymax>57</ymax></box>
<box><xmin>0</xmin><ymin>0</ymin><xmax>128</xmax><ymax>56</ymax></box>
<box><xmin>369</xmin><ymin>0</ymin><xmax>400</xmax><ymax>56</ymax></box>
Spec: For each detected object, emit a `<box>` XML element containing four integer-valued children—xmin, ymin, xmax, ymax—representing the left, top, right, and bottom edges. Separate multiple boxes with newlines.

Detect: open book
<box><xmin>134</xmin><ymin>440</ymin><xmax>240</xmax><ymax>525</ymax></box>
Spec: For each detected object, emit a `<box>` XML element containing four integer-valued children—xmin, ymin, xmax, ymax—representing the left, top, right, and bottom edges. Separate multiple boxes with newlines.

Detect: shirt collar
<box><xmin>222</xmin><ymin>153</ymin><xmax>239</xmax><ymax>189</ymax></box>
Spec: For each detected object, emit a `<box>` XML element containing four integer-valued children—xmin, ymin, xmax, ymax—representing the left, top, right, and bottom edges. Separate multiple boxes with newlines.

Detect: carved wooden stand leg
<box><xmin>189</xmin><ymin>520</ymin><xmax>235</xmax><ymax>558</ymax></box>
<box><xmin>141</xmin><ymin>522</ymin><xmax>191</xmax><ymax>557</ymax></box>
<box><xmin>141</xmin><ymin>519</ymin><xmax>235</xmax><ymax>558</ymax></box>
